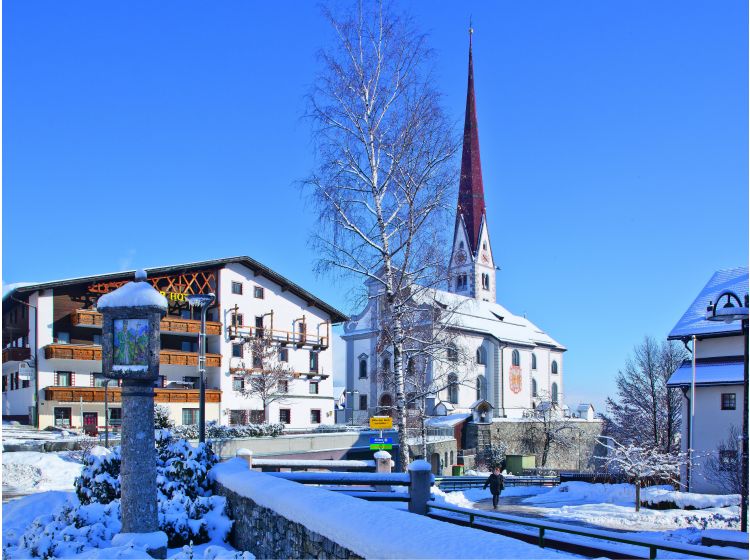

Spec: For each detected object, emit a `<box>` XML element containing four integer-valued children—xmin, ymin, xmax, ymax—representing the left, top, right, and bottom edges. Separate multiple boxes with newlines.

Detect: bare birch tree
<box><xmin>604</xmin><ymin>337</ymin><xmax>687</xmax><ymax>453</ymax></box>
<box><xmin>306</xmin><ymin>1</ymin><xmax>458</xmax><ymax>470</ymax></box>
<box><xmin>238</xmin><ymin>336</ymin><xmax>292</xmax><ymax>424</ymax></box>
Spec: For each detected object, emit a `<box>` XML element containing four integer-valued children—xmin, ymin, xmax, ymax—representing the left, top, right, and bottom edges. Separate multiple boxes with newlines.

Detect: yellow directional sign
<box><xmin>369</xmin><ymin>416</ymin><xmax>393</xmax><ymax>429</ymax></box>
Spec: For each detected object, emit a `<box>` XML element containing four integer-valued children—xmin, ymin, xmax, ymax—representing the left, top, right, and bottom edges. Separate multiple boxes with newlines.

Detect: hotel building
<box><xmin>2</xmin><ymin>256</ymin><xmax>347</xmax><ymax>432</ymax></box>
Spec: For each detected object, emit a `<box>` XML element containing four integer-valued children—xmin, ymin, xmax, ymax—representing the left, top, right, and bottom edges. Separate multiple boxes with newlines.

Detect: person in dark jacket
<box><xmin>483</xmin><ymin>466</ymin><xmax>505</xmax><ymax>509</ymax></box>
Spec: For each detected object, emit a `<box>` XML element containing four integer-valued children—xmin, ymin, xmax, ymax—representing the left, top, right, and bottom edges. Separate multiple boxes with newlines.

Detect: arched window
<box><xmin>476</xmin><ymin>346</ymin><xmax>486</xmax><ymax>365</ymax></box>
<box><xmin>551</xmin><ymin>360</ymin><xmax>558</xmax><ymax>374</ymax></box>
<box><xmin>358</xmin><ymin>356</ymin><xmax>368</xmax><ymax>379</ymax></box>
<box><xmin>450</xmin><ymin>450</ymin><xmax>454</xmax><ymax>466</ymax></box>
<box><xmin>447</xmin><ymin>345</ymin><xmax>458</xmax><ymax>362</ymax></box>
<box><xmin>378</xmin><ymin>394</ymin><xmax>393</xmax><ymax>417</ymax></box>
<box><xmin>476</xmin><ymin>375</ymin><xmax>486</xmax><ymax>400</ymax></box>
<box><xmin>531</xmin><ymin>378</ymin><xmax>538</xmax><ymax>398</ymax></box>
<box><xmin>448</xmin><ymin>373</ymin><xmax>459</xmax><ymax>404</ymax></box>
<box><xmin>407</xmin><ymin>358</ymin><xmax>415</xmax><ymax>375</ymax></box>
<box><xmin>459</xmin><ymin>241</ymin><xmax>464</xmax><ymax>250</ymax></box>
<box><xmin>531</xmin><ymin>353</ymin><xmax>537</xmax><ymax>370</ymax></box>
<box><xmin>551</xmin><ymin>382</ymin><xmax>559</xmax><ymax>403</ymax></box>
<box><xmin>512</xmin><ymin>349</ymin><xmax>520</xmax><ymax>367</ymax></box>
<box><xmin>382</xmin><ymin>356</ymin><xmax>390</xmax><ymax>373</ymax></box>
<box><xmin>406</xmin><ymin>392</ymin><xmax>416</xmax><ymax>410</ymax></box>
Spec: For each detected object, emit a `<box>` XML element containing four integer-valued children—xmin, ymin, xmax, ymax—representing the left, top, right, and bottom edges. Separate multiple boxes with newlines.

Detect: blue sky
<box><xmin>4</xmin><ymin>1</ymin><xmax>747</xmax><ymax>411</ymax></box>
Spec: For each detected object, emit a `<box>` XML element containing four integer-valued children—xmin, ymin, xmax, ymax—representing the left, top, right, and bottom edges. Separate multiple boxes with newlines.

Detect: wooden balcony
<box><xmin>44</xmin><ymin>386</ymin><xmax>222</xmax><ymax>404</ymax></box>
<box><xmin>44</xmin><ymin>344</ymin><xmax>221</xmax><ymax>367</ymax></box>
<box><xmin>228</xmin><ymin>325</ymin><xmax>329</xmax><ymax>349</ymax></box>
<box><xmin>71</xmin><ymin>309</ymin><xmax>222</xmax><ymax>336</ymax></box>
<box><xmin>2</xmin><ymin>347</ymin><xmax>31</xmax><ymax>363</ymax></box>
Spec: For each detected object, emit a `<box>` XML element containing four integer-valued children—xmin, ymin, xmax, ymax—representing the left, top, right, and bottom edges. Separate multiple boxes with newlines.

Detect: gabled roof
<box><xmin>668</xmin><ymin>266</ymin><xmax>748</xmax><ymax>340</ymax></box>
<box><xmin>667</xmin><ymin>358</ymin><xmax>743</xmax><ymax>387</ymax></box>
<box><xmin>3</xmin><ymin>256</ymin><xmax>348</xmax><ymax>323</ymax></box>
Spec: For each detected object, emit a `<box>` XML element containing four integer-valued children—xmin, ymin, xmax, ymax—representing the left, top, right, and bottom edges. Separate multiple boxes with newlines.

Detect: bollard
<box><xmin>374</xmin><ymin>450</ymin><xmax>392</xmax><ymax>492</ymax></box>
<box><xmin>237</xmin><ymin>448</ymin><xmax>253</xmax><ymax>469</ymax></box>
<box><xmin>407</xmin><ymin>459</ymin><xmax>432</xmax><ymax>515</ymax></box>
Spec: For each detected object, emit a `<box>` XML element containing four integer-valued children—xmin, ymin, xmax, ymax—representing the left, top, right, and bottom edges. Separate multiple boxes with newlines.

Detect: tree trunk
<box><xmin>420</xmin><ymin>409</ymin><xmax>428</xmax><ymax>460</ymax></box>
<box><xmin>635</xmin><ymin>479</ymin><xmax>641</xmax><ymax>512</ymax></box>
<box><xmin>391</xmin><ymin>318</ymin><xmax>409</xmax><ymax>472</ymax></box>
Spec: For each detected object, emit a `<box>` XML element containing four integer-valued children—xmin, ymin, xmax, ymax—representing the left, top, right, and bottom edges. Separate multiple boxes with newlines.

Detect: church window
<box><xmin>447</xmin><ymin>345</ymin><xmax>458</xmax><ymax>362</ymax></box>
<box><xmin>551</xmin><ymin>360</ymin><xmax>559</xmax><ymax>374</ymax></box>
<box><xmin>482</xmin><ymin>242</ymin><xmax>487</xmax><ymax>251</ymax></box>
<box><xmin>476</xmin><ymin>346</ymin><xmax>486</xmax><ymax>365</ymax></box>
<box><xmin>459</xmin><ymin>241</ymin><xmax>464</xmax><ymax>250</ymax></box>
<box><xmin>532</xmin><ymin>378</ymin><xmax>538</xmax><ymax>397</ymax></box>
<box><xmin>532</xmin><ymin>353</ymin><xmax>537</xmax><ymax>370</ymax></box>
<box><xmin>511</xmin><ymin>349</ymin><xmax>520</xmax><ymax>367</ymax></box>
<box><xmin>476</xmin><ymin>375</ymin><xmax>486</xmax><ymax>400</ymax></box>
<box><xmin>456</xmin><ymin>274</ymin><xmax>467</xmax><ymax>291</ymax></box>
<box><xmin>481</xmin><ymin>273</ymin><xmax>490</xmax><ymax>290</ymax></box>
<box><xmin>551</xmin><ymin>382</ymin><xmax>559</xmax><ymax>403</ymax></box>
<box><xmin>359</xmin><ymin>356</ymin><xmax>368</xmax><ymax>379</ymax></box>
<box><xmin>448</xmin><ymin>373</ymin><xmax>459</xmax><ymax>404</ymax></box>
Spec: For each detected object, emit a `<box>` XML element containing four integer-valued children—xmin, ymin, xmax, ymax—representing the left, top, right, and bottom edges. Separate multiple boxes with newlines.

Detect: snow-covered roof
<box><xmin>577</xmin><ymin>403</ymin><xmax>594</xmax><ymax>412</ymax></box>
<box><xmin>468</xmin><ymin>399</ymin><xmax>493</xmax><ymax>410</ymax></box>
<box><xmin>425</xmin><ymin>413</ymin><xmax>471</xmax><ymax>427</ymax></box>
<box><xmin>667</xmin><ymin>359</ymin><xmax>743</xmax><ymax>387</ymax></box>
<box><xmin>97</xmin><ymin>280</ymin><xmax>168</xmax><ymax>310</ymax></box>
<box><xmin>668</xmin><ymin>266</ymin><xmax>748</xmax><ymax>340</ymax></box>
<box><xmin>416</xmin><ymin>288</ymin><xmax>565</xmax><ymax>350</ymax></box>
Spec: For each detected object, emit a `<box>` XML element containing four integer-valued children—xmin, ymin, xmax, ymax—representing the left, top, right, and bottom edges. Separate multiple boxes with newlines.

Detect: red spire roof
<box><xmin>456</xmin><ymin>33</ymin><xmax>486</xmax><ymax>255</ymax></box>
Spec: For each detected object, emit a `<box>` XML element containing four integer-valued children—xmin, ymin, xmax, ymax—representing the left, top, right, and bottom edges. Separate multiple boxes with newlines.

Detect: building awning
<box><xmin>667</xmin><ymin>360</ymin><xmax>744</xmax><ymax>388</ymax></box>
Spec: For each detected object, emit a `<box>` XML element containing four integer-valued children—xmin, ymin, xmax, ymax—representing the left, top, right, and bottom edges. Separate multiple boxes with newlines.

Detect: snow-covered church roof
<box><xmin>424</xmin><ymin>288</ymin><xmax>565</xmax><ymax>350</ymax></box>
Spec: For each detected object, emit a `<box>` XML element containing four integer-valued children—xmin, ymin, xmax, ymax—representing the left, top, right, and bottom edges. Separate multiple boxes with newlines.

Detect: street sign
<box><xmin>369</xmin><ymin>416</ymin><xmax>393</xmax><ymax>429</ymax></box>
<box><xmin>369</xmin><ymin>437</ymin><xmax>393</xmax><ymax>445</ymax></box>
<box><xmin>370</xmin><ymin>443</ymin><xmax>393</xmax><ymax>450</ymax></box>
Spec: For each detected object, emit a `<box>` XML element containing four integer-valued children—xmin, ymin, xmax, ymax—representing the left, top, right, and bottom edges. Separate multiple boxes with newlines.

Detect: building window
<box><xmin>254</xmin><ymin>286</ymin><xmax>264</xmax><ymax>299</ymax></box>
<box><xmin>476</xmin><ymin>375</ymin><xmax>485</xmax><ymax>400</ymax></box>
<box><xmin>232</xmin><ymin>344</ymin><xmax>243</xmax><ymax>358</ymax></box>
<box><xmin>93</xmin><ymin>334</ymin><xmax>102</xmax><ymax>346</ymax></box>
<box><xmin>382</xmin><ymin>356</ymin><xmax>390</xmax><ymax>372</ymax></box>
<box><xmin>181</xmin><ymin>341</ymin><xmax>193</xmax><ymax>352</ymax></box>
<box><xmin>512</xmin><ymin>350</ymin><xmax>520</xmax><ymax>367</ymax></box>
<box><xmin>532</xmin><ymin>378</ymin><xmax>538</xmax><ymax>397</ymax></box>
<box><xmin>278</xmin><ymin>380</ymin><xmax>288</xmax><ymax>393</ymax></box>
<box><xmin>476</xmin><ymin>346</ymin><xmax>486</xmax><ymax>365</ymax></box>
<box><xmin>448</xmin><ymin>373</ymin><xmax>459</xmax><ymax>404</ymax></box>
<box><xmin>108</xmin><ymin>408</ymin><xmax>122</xmax><ymax>426</ymax></box>
<box><xmin>279</xmin><ymin>409</ymin><xmax>291</xmax><ymax>424</ymax></box>
<box><xmin>231</xmin><ymin>282</ymin><xmax>243</xmax><ymax>295</ymax></box>
<box><xmin>719</xmin><ymin>450</ymin><xmax>738</xmax><ymax>471</ymax></box>
<box><xmin>309</xmin><ymin>381</ymin><xmax>319</xmax><ymax>395</ymax></box>
<box><xmin>309</xmin><ymin>351</ymin><xmax>319</xmax><ymax>373</ymax></box>
<box><xmin>481</xmin><ymin>273</ymin><xmax>490</xmax><ymax>290</ymax></box>
<box><xmin>279</xmin><ymin>348</ymin><xmax>289</xmax><ymax>362</ymax></box>
<box><xmin>54</xmin><ymin>407</ymin><xmax>72</xmax><ymax>428</ymax></box>
<box><xmin>447</xmin><ymin>345</ymin><xmax>458</xmax><ymax>362</ymax></box>
<box><xmin>532</xmin><ymin>353</ymin><xmax>537</xmax><ymax>370</ymax></box>
<box><xmin>180</xmin><ymin>309</ymin><xmax>192</xmax><ymax>320</ymax></box>
<box><xmin>359</xmin><ymin>394</ymin><xmax>368</xmax><ymax>410</ymax></box>
<box><xmin>2</xmin><ymin>376</ymin><xmax>7</xmax><ymax>392</ymax></box>
<box><xmin>551</xmin><ymin>383</ymin><xmax>559</xmax><ymax>404</ymax></box>
<box><xmin>721</xmin><ymin>393</ymin><xmax>736</xmax><ymax>410</ymax></box>
<box><xmin>359</xmin><ymin>357</ymin><xmax>368</xmax><ymax>379</ymax></box>
<box><xmin>255</xmin><ymin>316</ymin><xmax>265</xmax><ymax>338</ymax></box>
<box><xmin>229</xmin><ymin>410</ymin><xmax>246</xmax><ymax>425</ymax></box>
<box><xmin>182</xmin><ymin>408</ymin><xmax>199</xmax><ymax>425</ymax></box>
<box><xmin>233</xmin><ymin>377</ymin><xmax>245</xmax><ymax>391</ymax></box>
<box><xmin>92</xmin><ymin>373</ymin><xmax>108</xmax><ymax>387</ymax></box>
<box><xmin>249</xmin><ymin>410</ymin><xmax>264</xmax><ymax>424</ymax></box>
<box><xmin>456</xmin><ymin>274</ymin><xmax>467</xmax><ymax>291</ymax></box>
<box><xmin>183</xmin><ymin>376</ymin><xmax>199</xmax><ymax>388</ymax></box>
<box><xmin>310</xmin><ymin>409</ymin><xmax>321</xmax><ymax>424</ymax></box>
<box><xmin>153</xmin><ymin>375</ymin><xmax>166</xmax><ymax>388</ymax></box>
<box><xmin>551</xmin><ymin>360</ymin><xmax>559</xmax><ymax>374</ymax></box>
<box><xmin>56</xmin><ymin>371</ymin><xmax>73</xmax><ymax>387</ymax></box>
<box><xmin>232</xmin><ymin>313</ymin><xmax>244</xmax><ymax>327</ymax></box>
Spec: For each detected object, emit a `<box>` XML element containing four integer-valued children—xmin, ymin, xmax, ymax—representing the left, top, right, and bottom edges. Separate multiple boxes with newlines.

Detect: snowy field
<box><xmin>436</xmin><ymin>481</ymin><xmax>744</xmax><ymax>552</ymax></box>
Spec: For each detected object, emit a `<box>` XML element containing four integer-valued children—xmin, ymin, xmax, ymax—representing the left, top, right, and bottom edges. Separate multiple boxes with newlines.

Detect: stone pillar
<box><xmin>374</xmin><ymin>450</ymin><xmax>392</xmax><ymax>492</ymax></box>
<box><xmin>407</xmin><ymin>459</ymin><xmax>432</xmax><ymax>515</ymax></box>
<box><xmin>120</xmin><ymin>380</ymin><xmax>158</xmax><ymax>533</ymax></box>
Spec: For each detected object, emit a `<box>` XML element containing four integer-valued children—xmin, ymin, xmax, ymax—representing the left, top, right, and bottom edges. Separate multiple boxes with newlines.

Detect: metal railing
<box><xmin>434</xmin><ymin>475</ymin><xmax>559</xmax><ymax>491</ymax></box>
<box><xmin>428</xmin><ymin>503</ymin><xmax>741</xmax><ymax>560</ymax></box>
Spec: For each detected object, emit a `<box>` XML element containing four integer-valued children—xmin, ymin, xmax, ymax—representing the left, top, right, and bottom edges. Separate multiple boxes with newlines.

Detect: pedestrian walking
<box><xmin>483</xmin><ymin>466</ymin><xmax>505</xmax><ymax>509</ymax></box>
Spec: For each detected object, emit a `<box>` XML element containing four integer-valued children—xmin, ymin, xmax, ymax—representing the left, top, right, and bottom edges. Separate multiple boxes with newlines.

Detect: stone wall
<box><xmin>215</xmin><ymin>485</ymin><xmax>363</xmax><ymax>559</ymax></box>
<box><xmin>464</xmin><ymin>419</ymin><xmax>605</xmax><ymax>472</ymax></box>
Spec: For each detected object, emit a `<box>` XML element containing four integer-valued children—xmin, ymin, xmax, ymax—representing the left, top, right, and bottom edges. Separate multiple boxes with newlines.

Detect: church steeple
<box><xmin>449</xmin><ymin>26</ymin><xmax>496</xmax><ymax>303</ymax></box>
<box><xmin>457</xmin><ymin>27</ymin><xmax>486</xmax><ymax>256</ymax></box>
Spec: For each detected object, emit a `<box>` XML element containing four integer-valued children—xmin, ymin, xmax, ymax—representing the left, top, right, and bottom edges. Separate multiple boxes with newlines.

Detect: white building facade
<box><xmin>2</xmin><ymin>257</ymin><xmax>346</xmax><ymax>431</ymax></box>
<box><xmin>341</xmin><ymin>39</ymin><xmax>566</xmax><ymax>425</ymax></box>
<box><xmin>667</xmin><ymin>266</ymin><xmax>747</xmax><ymax>494</ymax></box>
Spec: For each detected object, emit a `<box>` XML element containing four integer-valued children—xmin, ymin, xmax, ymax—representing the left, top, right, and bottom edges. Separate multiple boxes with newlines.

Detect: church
<box><xmin>341</xmin><ymin>35</ymin><xmax>566</xmax><ymax>423</ymax></box>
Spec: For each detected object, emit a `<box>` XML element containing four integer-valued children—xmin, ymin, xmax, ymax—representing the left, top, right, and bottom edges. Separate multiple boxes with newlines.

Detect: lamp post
<box><xmin>706</xmin><ymin>290</ymin><xmax>749</xmax><ymax>532</ymax></box>
<box><xmin>186</xmin><ymin>293</ymin><xmax>216</xmax><ymax>444</ymax></box>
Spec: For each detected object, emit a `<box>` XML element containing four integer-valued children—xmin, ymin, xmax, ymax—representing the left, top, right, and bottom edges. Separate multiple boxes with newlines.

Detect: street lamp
<box><xmin>706</xmin><ymin>290</ymin><xmax>749</xmax><ymax>532</ymax></box>
<box><xmin>186</xmin><ymin>293</ymin><xmax>216</xmax><ymax>444</ymax></box>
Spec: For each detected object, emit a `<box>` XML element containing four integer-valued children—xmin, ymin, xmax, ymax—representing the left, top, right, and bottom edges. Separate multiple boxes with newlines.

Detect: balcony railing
<box><xmin>228</xmin><ymin>324</ymin><xmax>328</xmax><ymax>349</ymax></box>
<box><xmin>2</xmin><ymin>347</ymin><xmax>31</xmax><ymax>363</ymax></box>
<box><xmin>71</xmin><ymin>309</ymin><xmax>222</xmax><ymax>336</ymax></box>
<box><xmin>44</xmin><ymin>386</ymin><xmax>222</xmax><ymax>404</ymax></box>
<box><xmin>44</xmin><ymin>344</ymin><xmax>221</xmax><ymax>367</ymax></box>
<box><xmin>227</xmin><ymin>366</ymin><xmax>330</xmax><ymax>380</ymax></box>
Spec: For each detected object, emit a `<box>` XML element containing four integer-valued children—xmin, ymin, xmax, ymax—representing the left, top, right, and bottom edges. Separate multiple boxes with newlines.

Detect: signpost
<box><xmin>369</xmin><ymin>416</ymin><xmax>394</xmax><ymax>449</ymax></box>
<box><xmin>369</xmin><ymin>416</ymin><xmax>393</xmax><ymax>430</ymax></box>
<box><xmin>369</xmin><ymin>436</ymin><xmax>393</xmax><ymax>450</ymax></box>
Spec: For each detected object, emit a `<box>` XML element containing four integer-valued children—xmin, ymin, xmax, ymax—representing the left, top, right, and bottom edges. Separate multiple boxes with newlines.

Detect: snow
<box><xmin>97</xmin><ymin>280</ymin><xmax>168</xmax><ymax>310</ymax></box>
<box><xmin>433</xmin><ymin>485</ymin><xmax>552</xmax><ymax>509</ymax></box>
<box><xmin>523</xmin><ymin>481</ymin><xmax>638</xmax><ymax>506</ymax></box>
<box><xmin>701</xmin><ymin>529</ymin><xmax>749</xmax><ymax>544</ymax></box>
<box><xmin>641</xmin><ymin>487</ymin><xmax>740</xmax><ymax>509</ymax></box>
<box><xmin>212</xmin><ymin>458</ymin><xmax>579</xmax><ymax>559</ymax></box>
<box><xmin>253</xmin><ymin>458</ymin><xmax>376</xmax><ymax>468</ymax></box>
<box><xmin>424</xmin><ymin>413</ymin><xmax>471</xmax><ymax>427</ymax></box>
<box><xmin>111</xmin><ymin>531</ymin><xmax>167</xmax><ymax>550</ymax></box>
<box><xmin>3</xmin><ymin>451</ymin><xmax>84</xmax><ymax>492</ymax></box>
<box><xmin>407</xmin><ymin>459</ymin><xmax>431</xmax><ymax>472</ymax></box>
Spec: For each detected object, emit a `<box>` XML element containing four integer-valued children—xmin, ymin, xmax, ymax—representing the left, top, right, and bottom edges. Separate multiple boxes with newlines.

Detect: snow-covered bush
<box><xmin>476</xmin><ymin>443</ymin><xmax>507</xmax><ymax>470</ymax></box>
<box><xmin>155</xmin><ymin>404</ymin><xmax>175</xmax><ymax>429</ymax></box>
<box><xmin>171</xmin><ymin>421</ymin><xmax>283</xmax><ymax>440</ymax></box>
<box><xmin>11</xmin><ymin>432</ymin><xmax>231</xmax><ymax>557</ymax></box>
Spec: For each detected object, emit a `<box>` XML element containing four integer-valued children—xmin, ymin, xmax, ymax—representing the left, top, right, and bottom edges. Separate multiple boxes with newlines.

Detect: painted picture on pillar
<box><xmin>113</xmin><ymin>319</ymin><xmax>149</xmax><ymax>366</ymax></box>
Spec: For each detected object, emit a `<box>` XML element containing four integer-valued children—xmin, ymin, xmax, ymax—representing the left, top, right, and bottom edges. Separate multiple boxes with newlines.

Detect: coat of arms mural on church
<box><xmin>509</xmin><ymin>365</ymin><xmax>522</xmax><ymax>394</ymax></box>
